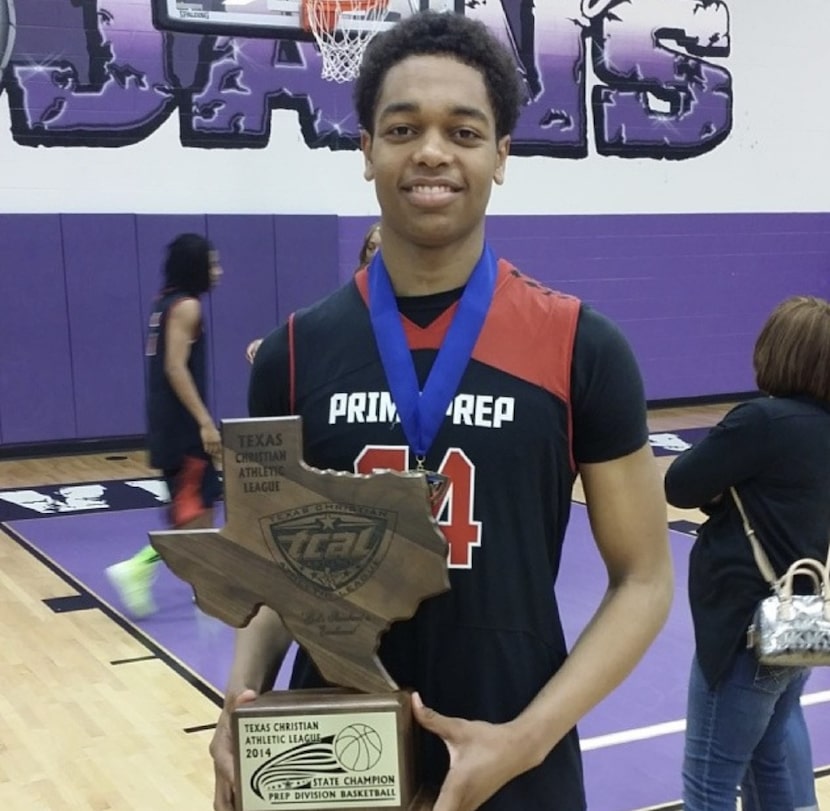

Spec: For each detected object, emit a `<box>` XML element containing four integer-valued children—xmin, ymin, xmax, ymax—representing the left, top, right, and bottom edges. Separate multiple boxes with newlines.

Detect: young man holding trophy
<box><xmin>209</xmin><ymin>11</ymin><xmax>673</xmax><ymax>811</ymax></box>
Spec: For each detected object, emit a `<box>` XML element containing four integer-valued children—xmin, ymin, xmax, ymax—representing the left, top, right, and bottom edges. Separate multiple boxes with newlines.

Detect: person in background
<box><xmin>665</xmin><ymin>295</ymin><xmax>830</xmax><ymax>811</ymax></box>
<box><xmin>210</xmin><ymin>11</ymin><xmax>672</xmax><ymax>811</ymax></box>
<box><xmin>357</xmin><ymin>220</ymin><xmax>381</xmax><ymax>267</ymax></box>
<box><xmin>244</xmin><ymin>221</ymin><xmax>382</xmax><ymax>364</ymax></box>
<box><xmin>107</xmin><ymin>233</ymin><xmax>223</xmax><ymax>618</ymax></box>
<box><xmin>244</xmin><ymin>337</ymin><xmax>263</xmax><ymax>364</ymax></box>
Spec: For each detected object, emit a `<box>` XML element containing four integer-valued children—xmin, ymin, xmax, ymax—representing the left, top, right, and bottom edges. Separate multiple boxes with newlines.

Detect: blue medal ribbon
<box><xmin>367</xmin><ymin>244</ymin><xmax>497</xmax><ymax>463</ymax></box>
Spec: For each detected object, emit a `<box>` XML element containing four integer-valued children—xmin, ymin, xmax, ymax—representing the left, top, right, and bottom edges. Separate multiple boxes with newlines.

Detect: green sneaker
<box><xmin>106</xmin><ymin>558</ymin><xmax>158</xmax><ymax>618</ymax></box>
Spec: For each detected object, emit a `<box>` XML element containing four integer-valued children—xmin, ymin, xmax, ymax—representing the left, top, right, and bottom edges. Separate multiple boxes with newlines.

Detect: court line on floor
<box><xmin>582</xmin><ymin>691</ymin><xmax>830</xmax><ymax>751</ymax></box>
<box><xmin>1</xmin><ymin>521</ymin><xmax>224</xmax><ymax>711</ymax></box>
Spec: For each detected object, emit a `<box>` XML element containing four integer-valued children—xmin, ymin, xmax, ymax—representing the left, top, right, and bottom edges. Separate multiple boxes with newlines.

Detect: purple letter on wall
<box><xmin>2</xmin><ymin>0</ymin><xmax>733</xmax><ymax>158</ymax></box>
<box><xmin>6</xmin><ymin>0</ymin><xmax>176</xmax><ymax>145</ymax></box>
<box><xmin>591</xmin><ymin>0</ymin><xmax>732</xmax><ymax>158</ymax></box>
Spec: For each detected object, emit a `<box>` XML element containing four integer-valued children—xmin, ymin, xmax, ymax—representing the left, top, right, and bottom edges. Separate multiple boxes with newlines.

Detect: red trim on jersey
<box><xmin>288</xmin><ymin>312</ymin><xmax>296</xmax><ymax>415</ymax></box>
<box><xmin>482</xmin><ymin>261</ymin><xmax>579</xmax><ymax>471</ymax></box>
<box><xmin>354</xmin><ymin>260</ymin><xmax>580</xmax><ymax>469</ymax></box>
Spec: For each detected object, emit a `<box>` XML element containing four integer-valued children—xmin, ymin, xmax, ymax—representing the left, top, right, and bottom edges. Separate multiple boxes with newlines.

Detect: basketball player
<box><xmin>107</xmin><ymin>234</ymin><xmax>223</xmax><ymax>618</ymax></box>
<box><xmin>211</xmin><ymin>12</ymin><xmax>672</xmax><ymax>811</ymax></box>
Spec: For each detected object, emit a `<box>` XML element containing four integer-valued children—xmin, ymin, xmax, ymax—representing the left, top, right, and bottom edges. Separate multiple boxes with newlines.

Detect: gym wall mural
<box><xmin>0</xmin><ymin>0</ymin><xmax>731</xmax><ymax>159</ymax></box>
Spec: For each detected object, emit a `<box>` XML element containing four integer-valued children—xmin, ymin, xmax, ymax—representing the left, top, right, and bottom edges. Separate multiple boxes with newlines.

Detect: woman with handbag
<box><xmin>664</xmin><ymin>295</ymin><xmax>830</xmax><ymax>811</ymax></box>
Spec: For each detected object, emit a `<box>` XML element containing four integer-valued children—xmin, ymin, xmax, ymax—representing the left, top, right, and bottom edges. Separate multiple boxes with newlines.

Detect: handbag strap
<box><xmin>729</xmin><ymin>486</ymin><xmax>830</xmax><ymax>588</ymax></box>
<box><xmin>729</xmin><ymin>487</ymin><xmax>780</xmax><ymax>587</ymax></box>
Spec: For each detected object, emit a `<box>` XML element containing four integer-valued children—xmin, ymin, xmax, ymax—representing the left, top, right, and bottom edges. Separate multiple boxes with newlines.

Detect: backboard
<box><xmin>0</xmin><ymin>0</ymin><xmax>15</xmax><ymax>72</ymax></box>
<box><xmin>151</xmin><ymin>0</ymin><xmax>466</xmax><ymax>40</ymax></box>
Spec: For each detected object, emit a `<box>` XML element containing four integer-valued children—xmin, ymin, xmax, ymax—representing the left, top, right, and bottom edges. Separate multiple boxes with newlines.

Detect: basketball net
<box><xmin>301</xmin><ymin>0</ymin><xmax>389</xmax><ymax>83</ymax></box>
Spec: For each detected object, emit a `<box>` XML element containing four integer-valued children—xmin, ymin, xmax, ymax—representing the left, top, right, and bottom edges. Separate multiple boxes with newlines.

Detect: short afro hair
<box><xmin>353</xmin><ymin>11</ymin><xmax>524</xmax><ymax>140</ymax></box>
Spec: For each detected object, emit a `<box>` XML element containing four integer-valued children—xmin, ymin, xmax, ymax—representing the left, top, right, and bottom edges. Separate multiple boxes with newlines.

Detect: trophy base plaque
<box><xmin>233</xmin><ymin>689</ymin><xmax>431</xmax><ymax>811</ymax></box>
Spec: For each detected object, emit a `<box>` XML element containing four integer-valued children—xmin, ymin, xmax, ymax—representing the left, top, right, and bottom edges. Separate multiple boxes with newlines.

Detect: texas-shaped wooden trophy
<box><xmin>150</xmin><ymin>416</ymin><xmax>449</xmax><ymax>811</ymax></box>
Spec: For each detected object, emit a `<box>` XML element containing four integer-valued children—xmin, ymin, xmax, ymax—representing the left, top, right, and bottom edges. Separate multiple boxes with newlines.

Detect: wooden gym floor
<box><xmin>0</xmin><ymin>402</ymin><xmax>827</xmax><ymax>810</ymax></box>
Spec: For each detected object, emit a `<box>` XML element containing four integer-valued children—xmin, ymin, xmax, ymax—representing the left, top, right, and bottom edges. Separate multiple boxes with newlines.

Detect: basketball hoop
<box><xmin>301</xmin><ymin>0</ymin><xmax>389</xmax><ymax>83</ymax></box>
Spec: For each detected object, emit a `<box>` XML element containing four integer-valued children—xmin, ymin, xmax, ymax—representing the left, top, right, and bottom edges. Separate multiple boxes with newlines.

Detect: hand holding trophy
<box><xmin>151</xmin><ymin>416</ymin><xmax>449</xmax><ymax>811</ymax></box>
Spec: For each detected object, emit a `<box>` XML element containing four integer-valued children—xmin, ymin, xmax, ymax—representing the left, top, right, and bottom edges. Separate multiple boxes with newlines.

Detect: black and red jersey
<box><xmin>146</xmin><ymin>290</ymin><xmax>208</xmax><ymax>470</ymax></box>
<box><xmin>249</xmin><ymin>259</ymin><xmax>648</xmax><ymax>810</ymax></box>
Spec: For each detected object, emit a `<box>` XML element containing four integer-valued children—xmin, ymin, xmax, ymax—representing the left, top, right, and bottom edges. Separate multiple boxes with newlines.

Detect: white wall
<box><xmin>0</xmin><ymin>0</ymin><xmax>826</xmax><ymax>216</ymax></box>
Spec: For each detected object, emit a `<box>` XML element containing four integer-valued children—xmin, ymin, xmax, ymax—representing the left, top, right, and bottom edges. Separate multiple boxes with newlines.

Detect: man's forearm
<box><xmin>511</xmin><ymin>572</ymin><xmax>673</xmax><ymax>769</ymax></box>
<box><xmin>224</xmin><ymin>606</ymin><xmax>294</xmax><ymax>705</ymax></box>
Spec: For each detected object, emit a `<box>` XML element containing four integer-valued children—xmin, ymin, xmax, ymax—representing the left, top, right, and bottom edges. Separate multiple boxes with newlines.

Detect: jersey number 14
<box><xmin>355</xmin><ymin>446</ymin><xmax>482</xmax><ymax>569</ymax></box>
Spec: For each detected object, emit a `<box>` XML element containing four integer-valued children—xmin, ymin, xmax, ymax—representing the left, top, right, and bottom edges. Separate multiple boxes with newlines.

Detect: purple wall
<box><xmin>487</xmin><ymin>213</ymin><xmax>830</xmax><ymax>400</ymax></box>
<box><xmin>1</xmin><ymin>212</ymin><xmax>827</xmax><ymax>447</ymax></box>
<box><xmin>342</xmin><ymin>213</ymin><xmax>830</xmax><ymax>401</ymax></box>
<box><xmin>0</xmin><ymin>213</ymin><xmax>339</xmax><ymax>447</ymax></box>
<box><xmin>0</xmin><ymin>216</ymin><xmax>76</xmax><ymax>444</ymax></box>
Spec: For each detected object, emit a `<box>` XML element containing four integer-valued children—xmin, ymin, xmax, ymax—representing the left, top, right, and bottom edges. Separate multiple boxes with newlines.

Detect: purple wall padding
<box><xmin>1</xmin><ymin>212</ymin><xmax>828</xmax><ymax>447</ymax></box>
<box><xmin>61</xmin><ymin>214</ymin><xmax>145</xmax><ymax>438</ymax></box>
<box><xmin>273</xmin><ymin>216</ymin><xmax>340</xmax><ymax>322</ymax></box>
<box><xmin>205</xmin><ymin>215</ymin><xmax>278</xmax><ymax>424</ymax></box>
<box><xmin>483</xmin><ymin>213</ymin><xmax>830</xmax><ymax>400</ymax></box>
<box><xmin>340</xmin><ymin>213</ymin><xmax>830</xmax><ymax>402</ymax></box>
<box><xmin>0</xmin><ymin>215</ymin><xmax>77</xmax><ymax>445</ymax></box>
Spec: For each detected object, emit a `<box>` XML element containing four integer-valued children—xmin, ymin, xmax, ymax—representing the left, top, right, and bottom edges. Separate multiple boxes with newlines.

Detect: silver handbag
<box><xmin>731</xmin><ymin>487</ymin><xmax>830</xmax><ymax>667</ymax></box>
